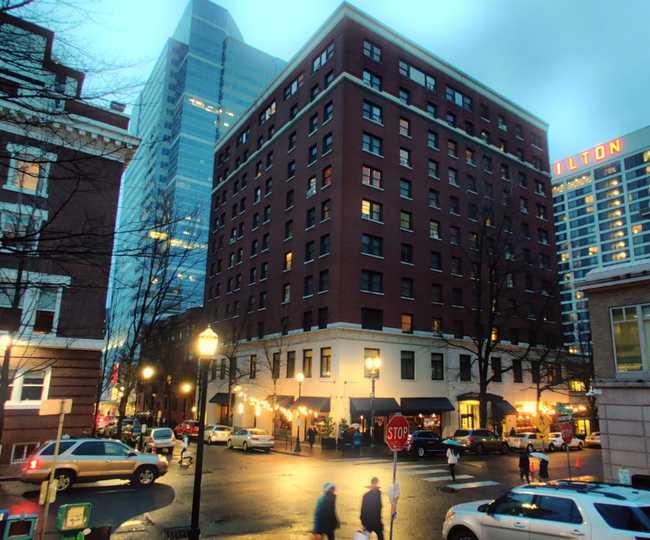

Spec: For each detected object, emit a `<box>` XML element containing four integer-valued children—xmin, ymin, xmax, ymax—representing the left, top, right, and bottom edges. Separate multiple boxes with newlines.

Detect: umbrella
<box><xmin>442</xmin><ymin>438</ymin><xmax>464</xmax><ymax>447</ymax></box>
<box><xmin>530</xmin><ymin>452</ymin><xmax>549</xmax><ymax>461</ymax></box>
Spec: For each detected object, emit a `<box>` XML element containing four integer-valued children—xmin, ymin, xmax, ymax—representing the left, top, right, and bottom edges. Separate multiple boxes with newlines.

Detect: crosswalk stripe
<box><xmin>445</xmin><ymin>480</ymin><xmax>499</xmax><ymax>490</ymax></box>
<box><xmin>421</xmin><ymin>474</ymin><xmax>474</xmax><ymax>482</ymax></box>
<box><xmin>403</xmin><ymin>468</ymin><xmax>450</xmax><ymax>476</ymax></box>
<box><xmin>399</xmin><ymin>464</ymin><xmax>446</xmax><ymax>470</ymax></box>
<box><xmin>329</xmin><ymin>458</ymin><xmax>390</xmax><ymax>464</ymax></box>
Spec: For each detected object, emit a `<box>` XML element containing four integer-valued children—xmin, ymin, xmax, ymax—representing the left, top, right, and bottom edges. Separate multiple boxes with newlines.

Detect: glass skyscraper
<box><xmin>108</xmin><ymin>0</ymin><xmax>284</xmax><ymax>351</ymax></box>
<box><xmin>552</xmin><ymin>125</ymin><xmax>650</xmax><ymax>351</ymax></box>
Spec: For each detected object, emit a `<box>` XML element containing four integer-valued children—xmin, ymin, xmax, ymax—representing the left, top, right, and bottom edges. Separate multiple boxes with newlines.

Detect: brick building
<box><xmin>0</xmin><ymin>14</ymin><xmax>137</xmax><ymax>463</ymax></box>
<box><xmin>581</xmin><ymin>261</ymin><xmax>650</xmax><ymax>484</ymax></box>
<box><xmin>203</xmin><ymin>4</ymin><xmax>562</xmax><ymax>437</ymax></box>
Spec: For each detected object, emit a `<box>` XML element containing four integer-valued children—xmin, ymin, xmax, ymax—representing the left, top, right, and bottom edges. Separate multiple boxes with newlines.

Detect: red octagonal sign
<box><xmin>385</xmin><ymin>414</ymin><xmax>410</xmax><ymax>451</ymax></box>
<box><xmin>561</xmin><ymin>423</ymin><xmax>573</xmax><ymax>444</ymax></box>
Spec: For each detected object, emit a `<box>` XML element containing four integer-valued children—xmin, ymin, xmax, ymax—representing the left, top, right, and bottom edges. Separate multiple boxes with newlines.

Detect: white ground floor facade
<box><xmin>204</xmin><ymin>327</ymin><xmax>580</xmax><ymax>440</ymax></box>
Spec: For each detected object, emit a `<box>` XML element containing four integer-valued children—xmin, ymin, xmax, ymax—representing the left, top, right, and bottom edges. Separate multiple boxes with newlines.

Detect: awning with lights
<box><xmin>349</xmin><ymin>397</ymin><xmax>400</xmax><ymax>418</ymax></box>
<box><xmin>400</xmin><ymin>397</ymin><xmax>455</xmax><ymax>415</ymax></box>
<box><xmin>209</xmin><ymin>393</ymin><xmax>229</xmax><ymax>405</ymax></box>
<box><xmin>456</xmin><ymin>392</ymin><xmax>517</xmax><ymax>416</ymax></box>
<box><xmin>293</xmin><ymin>396</ymin><xmax>331</xmax><ymax>413</ymax></box>
<box><xmin>267</xmin><ymin>395</ymin><xmax>295</xmax><ymax>408</ymax></box>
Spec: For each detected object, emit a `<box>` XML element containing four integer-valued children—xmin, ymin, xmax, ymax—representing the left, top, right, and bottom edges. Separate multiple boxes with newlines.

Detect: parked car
<box><xmin>585</xmin><ymin>432</ymin><xmax>601</xmax><ymax>448</ymax></box>
<box><xmin>453</xmin><ymin>429</ymin><xmax>509</xmax><ymax>454</ymax></box>
<box><xmin>145</xmin><ymin>427</ymin><xmax>176</xmax><ymax>454</ymax></box>
<box><xmin>227</xmin><ymin>428</ymin><xmax>274</xmax><ymax>452</ymax></box>
<box><xmin>547</xmin><ymin>432</ymin><xmax>584</xmax><ymax>452</ymax></box>
<box><xmin>205</xmin><ymin>425</ymin><xmax>232</xmax><ymax>445</ymax></box>
<box><xmin>174</xmin><ymin>420</ymin><xmax>200</xmax><ymax>439</ymax></box>
<box><xmin>507</xmin><ymin>432</ymin><xmax>545</xmax><ymax>453</ymax></box>
<box><xmin>21</xmin><ymin>438</ymin><xmax>167</xmax><ymax>492</ymax></box>
<box><xmin>406</xmin><ymin>430</ymin><xmax>446</xmax><ymax>457</ymax></box>
<box><xmin>102</xmin><ymin>418</ymin><xmax>135</xmax><ymax>439</ymax></box>
<box><xmin>442</xmin><ymin>480</ymin><xmax>650</xmax><ymax>540</ymax></box>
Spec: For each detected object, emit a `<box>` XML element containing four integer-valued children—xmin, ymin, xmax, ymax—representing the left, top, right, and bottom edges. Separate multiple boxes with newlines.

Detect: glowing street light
<box><xmin>294</xmin><ymin>372</ymin><xmax>305</xmax><ymax>453</ymax></box>
<box><xmin>365</xmin><ymin>356</ymin><xmax>381</xmax><ymax>446</ymax></box>
<box><xmin>180</xmin><ymin>382</ymin><xmax>193</xmax><ymax>395</ymax></box>
<box><xmin>141</xmin><ymin>366</ymin><xmax>155</xmax><ymax>380</ymax></box>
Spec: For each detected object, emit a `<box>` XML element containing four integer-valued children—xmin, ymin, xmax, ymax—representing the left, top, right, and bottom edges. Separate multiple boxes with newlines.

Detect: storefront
<box><xmin>456</xmin><ymin>392</ymin><xmax>517</xmax><ymax>435</ymax></box>
<box><xmin>208</xmin><ymin>392</ymin><xmax>230</xmax><ymax>425</ymax></box>
<box><xmin>292</xmin><ymin>396</ymin><xmax>331</xmax><ymax>439</ymax></box>
<box><xmin>400</xmin><ymin>397</ymin><xmax>455</xmax><ymax>435</ymax></box>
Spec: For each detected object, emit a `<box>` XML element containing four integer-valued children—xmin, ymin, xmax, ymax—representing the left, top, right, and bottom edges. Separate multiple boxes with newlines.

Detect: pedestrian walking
<box><xmin>180</xmin><ymin>434</ymin><xmax>189</xmax><ymax>462</ymax></box>
<box><xmin>539</xmin><ymin>457</ymin><xmax>549</xmax><ymax>481</ymax></box>
<box><xmin>353</xmin><ymin>429</ymin><xmax>362</xmax><ymax>457</ymax></box>
<box><xmin>446</xmin><ymin>446</ymin><xmax>459</xmax><ymax>482</ymax></box>
<box><xmin>308</xmin><ymin>426</ymin><xmax>316</xmax><ymax>450</ymax></box>
<box><xmin>313</xmin><ymin>482</ymin><xmax>339</xmax><ymax>540</ymax></box>
<box><xmin>519</xmin><ymin>449</ymin><xmax>531</xmax><ymax>483</ymax></box>
<box><xmin>360</xmin><ymin>477</ymin><xmax>384</xmax><ymax>540</ymax></box>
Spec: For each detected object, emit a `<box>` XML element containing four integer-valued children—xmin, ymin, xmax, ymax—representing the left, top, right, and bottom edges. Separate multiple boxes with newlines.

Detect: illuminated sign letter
<box><xmin>580</xmin><ymin>151</ymin><xmax>590</xmax><ymax>166</ymax></box>
<box><xmin>594</xmin><ymin>144</ymin><xmax>606</xmax><ymax>161</ymax></box>
<box><xmin>568</xmin><ymin>157</ymin><xmax>578</xmax><ymax>170</ymax></box>
<box><xmin>609</xmin><ymin>138</ymin><xmax>622</xmax><ymax>154</ymax></box>
<box><xmin>554</xmin><ymin>162</ymin><xmax>562</xmax><ymax>176</ymax></box>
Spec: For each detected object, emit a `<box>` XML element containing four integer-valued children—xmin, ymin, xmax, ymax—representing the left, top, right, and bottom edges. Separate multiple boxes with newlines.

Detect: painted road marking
<box><xmin>445</xmin><ymin>480</ymin><xmax>500</xmax><ymax>490</ymax></box>
<box><xmin>399</xmin><ymin>464</ymin><xmax>445</xmax><ymax>470</ymax></box>
<box><xmin>403</xmin><ymin>468</ymin><xmax>450</xmax><ymax>476</ymax></box>
<box><xmin>421</xmin><ymin>474</ymin><xmax>474</xmax><ymax>482</ymax></box>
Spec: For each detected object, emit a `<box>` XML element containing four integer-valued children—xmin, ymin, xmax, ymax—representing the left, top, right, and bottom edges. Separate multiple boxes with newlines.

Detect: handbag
<box><xmin>353</xmin><ymin>531</ymin><xmax>370</xmax><ymax>540</ymax></box>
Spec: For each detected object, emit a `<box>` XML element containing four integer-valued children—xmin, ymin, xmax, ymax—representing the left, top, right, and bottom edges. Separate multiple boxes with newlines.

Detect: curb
<box><xmin>0</xmin><ymin>476</ymin><xmax>19</xmax><ymax>481</ymax></box>
<box><xmin>271</xmin><ymin>449</ymin><xmax>312</xmax><ymax>457</ymax></box>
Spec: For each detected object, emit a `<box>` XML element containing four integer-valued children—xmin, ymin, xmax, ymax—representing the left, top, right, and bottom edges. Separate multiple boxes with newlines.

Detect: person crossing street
<box><xmin>360</xmin><ymin>477</ymin><xmax>384</xmax><ymax>540</ymax></box>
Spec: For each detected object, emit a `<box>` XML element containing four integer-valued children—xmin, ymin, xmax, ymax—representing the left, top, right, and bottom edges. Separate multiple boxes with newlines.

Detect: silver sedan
<box><xmin>204</xmin><ymin>425</ymin><xmax>232</xmax><ymax>444</ymax></box>
<box><xmin>227</xmin><ymin>428</ymin><xmax>274</xmax><ymax>452</ymax></box>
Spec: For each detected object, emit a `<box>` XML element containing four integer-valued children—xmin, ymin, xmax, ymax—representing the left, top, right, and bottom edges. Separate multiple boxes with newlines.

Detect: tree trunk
<box><xmin>478</xmin><ymin>383</ymin><xmax>489</xmax><ymax>429</ymax></box>
<box><xmin>0</xmin><ymin>343</ymin><xmax>12</xmax><ymax>444</ymax></box>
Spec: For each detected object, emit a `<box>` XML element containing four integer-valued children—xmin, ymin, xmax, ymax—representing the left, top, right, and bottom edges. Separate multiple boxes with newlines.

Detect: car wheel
<box><xmin>578</xmin><ymin>442</ymin><xmax>584</xmax><ymax>451</ymax></box>
<box><xmin>226</xmin><ymin>439</ymin><xmax>232</xmax><ymax>449</ymax></box>
<box><xmin>132</xmin><ymin>466</ymin><xmax>157</xmax><ymax>487</ymax></box>
<box><xmin>264</xmin><ymin>448</ymin><xmax>271</xmax><ymax>453</ymax></box>
<box><xmin>527</xmin><ymin>443</ymin><xmax>534</xmax><ymax>453</ymax></box>
<box><xmin>476</xmin><ymin>443</ymin><xmax>484</xmax><ymax>455</ymax></box>
<box><xmin>549</xmin><ymin>443</ymin><xmax>556</xmax><ymax>452</ymax></box>
<box><xmin>242</xmin><ymin>442</ymin><xmax>249</xmax><ymax>452</ymax></box>
<box><xmin>501</xmin><ymin>443</ymin><xmax>510</xmax><ymax>454</ymax></box>
<box><xmin>561</xmin><ymin>443</ymin><xmax>567</xmax><ymax>452</ymax></box>
<box><xmin>417</xmin><ymin>447</ymin><xmax>425</xmax><ymax>458</ymax></box>
<box><xmin>449</xmin><ymin>526</ymin><xmax>478</xmax><ymax>540</ymax></box>
<box><xmin>54</xmin><ymin>470</ymin><xmax>74</xmax><ymax>492</ymax></box>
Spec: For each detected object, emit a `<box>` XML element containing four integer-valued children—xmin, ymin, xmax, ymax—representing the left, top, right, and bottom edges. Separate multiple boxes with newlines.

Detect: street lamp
<box><xmin>294</xmin><ymin>372</ymin><xmax>304</xmax><ymax>453</ymax></box>
<box><xmin>189</xmin><ymin>325</ymin><xmax>219</xmax><ymax>540</ymax></box>
<box><xmin>141</xmin><ymin>365</ymin><xmax>155</xmax><ymax>380</ymax></box>
<box><xmin>365</xmin><ymin>356</ymin><xmax>381</xmax><ymax>447</ymax></box>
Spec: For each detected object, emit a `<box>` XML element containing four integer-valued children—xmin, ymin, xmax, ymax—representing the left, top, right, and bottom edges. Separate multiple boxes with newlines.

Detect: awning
<box><xmin>495</xmin><ymin>399</ymin><xmax>517</xmax><ymax>416</ymax></box>
<box><xmin>293</xmin><ymin>396</ymin><xmax>331</xmax><ymax>413</ymax></box>
<box><xmin>267</xmin><ymin>394</ymin><xmax>294</xmax><ymax>408</ymax></box>
<box><xmin>349</xmin><ymin>398</ymin><xmax>400</xmax><ymax>418</ymax></box>
<box><xmin>400</xmin><ymin>397</ymin><xmax>455</xmax><ymax>415</ymax></box>
<box><xmin>456</xmin><ymin>392</ymin><xmax>517</xmax><ymax>416</ymax></box>
<box><xmin>457</xmin><ymin>392</ymin><xmax>503</xmax><ymax>402</ymax></box>
<box><xmin>209</xmin><ymin>393</ymin><xmax>229</xmax><ymax>405</ymax></box>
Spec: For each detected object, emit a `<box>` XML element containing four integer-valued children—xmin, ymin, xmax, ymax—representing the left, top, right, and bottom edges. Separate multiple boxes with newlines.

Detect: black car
<box><xmin>406</xmin><ymin>430</ymin><xmax>446</xmax><ymax>457</ymax></box>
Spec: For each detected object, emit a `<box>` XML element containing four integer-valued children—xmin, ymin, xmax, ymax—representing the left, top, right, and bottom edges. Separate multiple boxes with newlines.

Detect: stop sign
<box><xmin>561</xmin><ymin>423</ymin><xmax>573</xmax><ymax>444</ymax></box>
<box><xmin>385</xmin><ymin>414</ymin><xmax>409</xmax><ymax>451</ymax></box>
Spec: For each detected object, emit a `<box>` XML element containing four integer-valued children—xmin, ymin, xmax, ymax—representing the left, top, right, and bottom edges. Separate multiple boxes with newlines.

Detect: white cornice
<box><xmin>213</xmin><ymin>2</ymin><xmax>547</xmax><ymax>153</ymax></box>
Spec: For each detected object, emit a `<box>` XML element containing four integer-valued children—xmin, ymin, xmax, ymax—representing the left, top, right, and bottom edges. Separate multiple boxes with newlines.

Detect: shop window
<box><xmin>10</xmin><ymin>442</ymin><xmax>40</xmax><ymax>464</ymax></box>
<box><xmin>611</xmin><ymin>305</ymin><xmax>649</xmax><ymax>372</ymax></box>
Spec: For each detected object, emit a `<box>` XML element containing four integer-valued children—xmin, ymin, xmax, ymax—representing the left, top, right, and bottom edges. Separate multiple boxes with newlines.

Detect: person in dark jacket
<box><xmin>519</xmin><ymin>449</ymin><xmax>531</xmax><ymax>483</ymax></box>
<box><xmin>539</xmin><ymin>457</ymin><xmax>549</xmax><ymax>481</ymax></box>
<box><xmin>313</xmin><ymin>482</ymin><xmax>339</xmax><ymax>539</ymax></box>
<box><xmin>308</xmin><ymin>427</ymin><xmax>316</xmax><ymax>450</ymax></box>
<box><xmin>360</xmin><ymin>477</ymin><xmax>384</xmax><ymax>540</ymax></box>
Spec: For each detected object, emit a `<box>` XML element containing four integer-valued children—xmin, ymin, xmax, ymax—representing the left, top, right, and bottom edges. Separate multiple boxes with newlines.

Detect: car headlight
<box><xmin>445</xmin><ymin>509</ymin><xmax>455</xmax><ymax>521</ymax></box>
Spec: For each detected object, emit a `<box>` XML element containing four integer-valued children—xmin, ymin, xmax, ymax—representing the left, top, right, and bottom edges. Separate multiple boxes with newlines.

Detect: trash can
<box><xmin>0</xmin><ymin>510</ymin><xmax>38</xmax><ymax>540</ymax></box>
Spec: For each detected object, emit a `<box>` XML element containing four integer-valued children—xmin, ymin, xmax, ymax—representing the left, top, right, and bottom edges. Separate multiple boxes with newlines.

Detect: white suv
<box><xmin>443</xmin><ymin>481</ymin><xmax>650</xmax><ymax>540</ymax></box>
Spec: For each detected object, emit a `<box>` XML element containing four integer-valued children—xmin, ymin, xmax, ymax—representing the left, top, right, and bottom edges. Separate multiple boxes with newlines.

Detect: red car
<box><xmin>174</xmin><ymin>420</ymin><xmax>200</xmax><ymax>438</ymax></box>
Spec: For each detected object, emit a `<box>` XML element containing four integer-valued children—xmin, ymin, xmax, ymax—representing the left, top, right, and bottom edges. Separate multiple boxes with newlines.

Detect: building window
<box><xmin>451</xmin><ymin>257</ymin><xmax>462</xmax><ymax>275</ymax></box>
<box><xmin>320</xmin><ymin>347</ymin><xmax>332</xmax><ymax>377</ymax></box>
<box><xmin>362</xmin><ymin>70</ymin><xmax>382</xmax><ymax>90</ymax></box>
<box><xmin>322</xmin><ymin>166</ymin><xmax>333</xmax><ymax>188</ymax></box>
<box><xmin>399</xmin><ymin>148</ymin><xmax>411</xmax><ymax>168</ymax></box>
<box><xmin>7</xmin><ymin>368</ymin><xmax>49</xmax><ymax>403</ymax></box>
<box><xmin>303</xmin><ymin>275</ymin><xmax>314</xmax><ymax>296</ymax></box>
<box><xmin>318</xmin><ymin>307</ymin><xmax>329</xmax><ymax>329</ymax></box>
<box><xmin>308</xmin><ymin>144</ymin><xmax>318</xmax><ymax>163</ymax></box>
<box><xmin>285</xmin><ymin>219</ymin><xmax>294</xmax><ymax>239</ymax></box>
<box><xmin>491</xmin><ymin>356</ymin><xmax>502</xmax><ymax>382</ymax></box>
<box><xmin>399</xmin><ymin>179</ymin><xmax>412</xmax><ymax>199</ymax></box>
<box><xmin>431</xmin><ymin>353</ymin><xmax>444</xmax><ymax>380</ymax></box>
<box><xmin>309</xmin><ymin>113</ymin><xmax>319</xmax><ymax>134</ymax></box>
<box><xmin>399</xmin><ymin>117</ymin><xmax>411</xmax><ymax>137</ymax></box>
<box><xmin>427</xmin><ymin>130</ymin><xmax>439</xmax><ymax>150</ymax></box>
<box><xmin>361</xmin><ymin>307</ymin><xmax>383</xmax><ymax>330</ymax></box>
<box><xmin>321</xmin><ymin>199</ymin><xmax>332</xmax><ymax>221</ymax></box>
<box><xmin>428</xmin><ymin>159</ymin><xmax>439</xmax><ymax>179</ymax></box>
<box><xmin>432</xmin><ymin>284</ymin><xmax>442</xmax><ymax>303</ymax></box>
<box><xmin>361</xmin><ymin>233</ymin><xmax>383</xmax><ymax>257</ymax></box>
<box><xmin>363</xmin><ymin>39</ymin><xmax>382</xmax><ymax>62</ymax></box>
<box><xmin>283</xmin><ymin>73</ymin><xmax>304</xmax><ymax>99</ymax></box>
<box><xmin>303</xmin><ymin>310</ymin><xmax>313</xmax><ymax>332</ymax></box>
<box><xmin>445</xmin><ymin>86</ymin><xmax>472</xmax><ymax>110</ymax></box>
<box><xmin>306</xmin><ymin>207</ymin><xmax>316</xmax><ymax>228</ymax></box>
<box><xmin>428</xmin><ymin>189</ymin><xmax>440</xmax><ymax>209</ymax></box>
<box><xmin>362</xmin><ymin>133</ymin><xmax>383</xmax><ymax>156</ymax></box>
<box><xmin>286</xmin><ymin>351</ymin><xmax>296</xmax><ymax>378</ymax></box>
<box><xmin>5</xmin><ymin>145</ymin><xmax>55</xmax><ymax>197</ymax></box>
<box><xmin>322</xmin><ymin>133</ymin><xmax>333</xmax><ymax>154</ymax></box>
<box><xmin>400</xmin><ymin>210</ymin><xmax>413</xmax><ymax>231</ymax></box>
<box><xmin>401</xmin><ymin>313</ymin><xmax>413</xmax><ymax>333</ymax></box>
<box><xmin>429</xmin><ymin>220</ymin><xmax>440</xmax><ymax>240</ymax></box>
<box><xmin>398</xmin><ymin>88</ymin><xmax>410</xmax><ymax>105</ymax></box>
<box><xmin>282</xmin><ymin>283</ymin><xmax>291</xmax><ymax>303</ymax></box>
<box><xmin>320</xmin><ymin>234</ymin><xmax>331</xmax><ymax>256</ymax></box>
<box><xmin>449</xmin><ymin>196</ymin><xmax>460</xmax><ymax>215</ymax></box>
<box><xmin>323</xmin><ymin>101</ymin><xmax>334</xmax><ymax>123</ymax></box>
<box><xmin>319</xmin><ymin>270</ymin><xmax>330</xmax><ymax>292</ymax></box>
<box><xmin>399</xmin><ymin>60</ymin><xmax>436</xmax><ymax>91</ymax></box>
<box><xmin>305</xmin><ymin>241</ymin><xmax>315</xmax><ymax>262</ymax></box>
<box><xmin>611</xmin><ymin>305</ymin><xmax>650</xmax><ymax>372</ymax></box>
<box><xmin>361</xmin><ymin>199</ymin><xmax>383</xmax><ymax>222</ymax></box>
<box><xmin>460</xmin><ymin>354</ymin><xmax>472</xmax><ymax>381</ymax></box>
<box><xmin>401</xmin><ymin>351</ymin><xmax>415</xmax><ymax>380</ymax></box>
<box><xmin>431</xmin><ymin>251</ymin><xmax>442</xmax><ymax>271</ymax></box>
<box><xmin>362</xmin><ymin>100</ymin><xmax>383</xmax><ymax>124</ymax></box>
<box><xmin>312</xmin><ymin>41</ymin><xmax>334</xmax><ymax>72</ymax></box>
<box><xmin>283</xmin><ymin>251</ymin><xmax>293</xmax><ymax>271</ymax></box>
<box><xmin>303</xmin><ymin>350</ymin><xmax>313</xmax><ymax>378</ymax></box>
<box><xmin>307</xmin><ymin>176</ymin><xmax>317</xmax><ymax>197</ymax></box>
<box><xmin>272</xmin><ymin>352</ymin><xmax>280</xmax><ymax>379</ymax></box>
<box><xmin>362</xmin><ymin>165</ymin><xmax>383</xmax><ymax>189</ymax></box>
<box><xmin>450</xmin><ymin>226</ymin><xmax>461</xmax><ymax>246</ymax></box>
<box><xmin>448</xmin><ymin>168</ymin><xmax>459</xmax><ymax>186</ymax></box>
<box><xmin>432</xmin><ymin>318</ymin><xmax>442</xmax><ymax>333</ymax></box>
<box><xmin>32</xmin><ymin>287</ymin><xmax>58</xmax><ymax>333</ymax></box>
<box><xmin>400</xmin><ymin>243</ymin><xmax>413</xmax><ymax>264</ymax></box>
<box><xmin>361</xmin><ymin>270</ymin><xmax>383</xmax><ymax>293</ymax></box>
<box><xmin>451</xmin><ymin>288</ymin><xmax>463</xmax><ymax>307</ymax></box>
<box><xmin>401</xmin><ymin>278</ymin><xmax>414</xmax><ymax>299</ymax></box>
<box><xmin>513</xmin><ymin>359</ymin><xmax>523</xmax><ymax>383</ymax></box>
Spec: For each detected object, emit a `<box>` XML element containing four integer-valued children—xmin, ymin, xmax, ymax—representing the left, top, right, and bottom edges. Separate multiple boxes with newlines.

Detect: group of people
<box><xmin>312</xmin><ymin>477</ymin><xmax>385</xmax><ymax>540</ymax></box>
<box><xmin>519</xmin><ymin>447</ymin><xmax>549</xmax><ymax>483</ymax></box>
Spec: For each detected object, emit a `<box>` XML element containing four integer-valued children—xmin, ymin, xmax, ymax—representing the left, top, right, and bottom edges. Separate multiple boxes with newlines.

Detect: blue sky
<box><xmin>39</xmin><ymin>0</ymin><xmax>650</xmax><ymax>161</ymax></box>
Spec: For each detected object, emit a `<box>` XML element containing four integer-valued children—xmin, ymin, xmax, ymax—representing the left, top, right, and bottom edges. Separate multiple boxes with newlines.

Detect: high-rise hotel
<box><xmin>204</xmin><ymin>3</ymin><xmax>563</xmax><ymax>435</ymax></box>
<box><xmin>553</xmin><ymin>126</ymin><xmax>650</xmax><ymax>350</ymax></box>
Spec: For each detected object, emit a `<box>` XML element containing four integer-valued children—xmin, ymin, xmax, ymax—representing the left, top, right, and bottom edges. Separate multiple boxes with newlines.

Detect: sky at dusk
<box><xmin>32</xmin><ymin>0</ymin><xmax>650</xmax><ymax>162</ymax></box>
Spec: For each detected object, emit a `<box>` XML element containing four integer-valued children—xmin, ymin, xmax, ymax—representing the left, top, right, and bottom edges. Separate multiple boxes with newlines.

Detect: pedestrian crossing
<box><xmin>329</xmin><ymin>457</ymin><xmax>500</xmax><ymax>491</ymax></box>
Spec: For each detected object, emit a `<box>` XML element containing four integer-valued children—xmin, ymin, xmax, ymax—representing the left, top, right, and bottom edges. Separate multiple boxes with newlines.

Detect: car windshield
<box><xmin>249</xmin><ymin>429</ymin><xmax>268</xmax><ymax>435</ymax></box>
<box><xmin>454</xmin><ymin>430</ymin><xmax>469</xmax><ymax>437</ymax></box>
<box><xmin>215</xmin><ymin>427</ymin><xmax>230</xmax><ymax>431</ymax></box>
<box><xmin>153</xmin><ymin>429</ymin><xmax>173</xmax><ymax>439</ymax></box>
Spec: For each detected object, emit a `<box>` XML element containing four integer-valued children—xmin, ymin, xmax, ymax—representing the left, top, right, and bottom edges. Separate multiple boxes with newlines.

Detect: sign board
<box><xmin>39</xmin><ymin>399</ymin><xmax>72</xmax><ymax>416</ymax></box>
<box><xmin>56</xmin><ymin>503</ymin><xmax>92</xmax><ymax>532</ymax></box>
<box><xmin>384</xmin><ymin>414</ymin><xmax>409</xmax><ymax>451</ymax></box>
<box><xmin>553</xmin><ymin>137</ymin><xmax>624</xmax><ymax>177</ymax></box>
<box><xmin>557</xmin><ymin>415</ymin><xmax>573</xmax><ymax>423</ymax></box>
<box><xmin>618</xmin><ymin>468</ymin><xmax>631</xmax><ymax>485</ymax></box>
<box><xmin>560</xmin><ymin>423</ymin><xmax>573</xmax><ymax>444</ymax></box>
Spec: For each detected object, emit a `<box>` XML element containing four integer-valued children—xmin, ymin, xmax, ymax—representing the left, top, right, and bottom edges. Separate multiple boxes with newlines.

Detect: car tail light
<box><xmin>27</xmin><ymin>458</ymin><xmax>39</xmax><ymax>470</ymax></box>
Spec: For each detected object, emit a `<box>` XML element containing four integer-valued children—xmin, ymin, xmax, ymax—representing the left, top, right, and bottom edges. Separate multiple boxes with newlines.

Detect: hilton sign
<box><xmin>553</xmin><ymin>137</ymin><xmax>624</xmax><ymax>176</ymax></box>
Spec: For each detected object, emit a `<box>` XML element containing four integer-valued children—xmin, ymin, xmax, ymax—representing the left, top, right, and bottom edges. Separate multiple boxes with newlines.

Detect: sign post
<box><xmin>384</xmin><ymin>414</ymin><xmax>409</xmax><ymax>540</ymax></box>
<box><xmin>38</xmin><ymin>398</ymin><xmax>72</xmax><ymax>540</ymax></box>
<box><xmin>560</xmin><ymin>422</ymin><xmax>573</xmax><ymax>481</ymax></box>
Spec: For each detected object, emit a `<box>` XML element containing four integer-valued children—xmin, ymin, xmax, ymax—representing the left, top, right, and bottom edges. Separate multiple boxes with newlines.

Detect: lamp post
<box><xmin>365</xmin><ymin>356</ymin><xmax>381</xmax><ymax>447</ymax></box>
<box><xmin>140</xmin><ymin>365</ymin><xmax>155</xmax><ymax>420</ymax></box>
<box><xmin>294</xmin><ymin>372</ymin><xmax>304</xmax><ymax>453</ymax></box>
<box><xmin>189</xmin><ymin>326</ymin><xmax>219</xmax><ymax>540</ymax></box>
<box><xmin>180</xmin><ymin>382</ymin><xmax>193</xmax><ymax>425</ymax></box>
